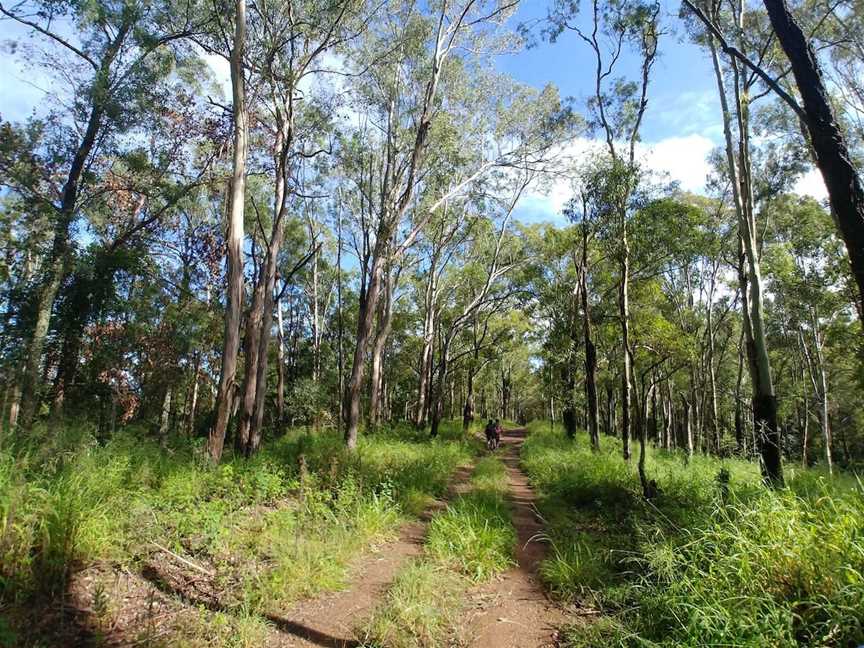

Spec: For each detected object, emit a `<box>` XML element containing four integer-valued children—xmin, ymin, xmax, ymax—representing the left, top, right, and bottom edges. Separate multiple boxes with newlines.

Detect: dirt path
<box><xmin>464</xmin><ymin>428</ymin><xmax>566</xmax><ymax>648</ymax></box>
<box><xmin>272</xmin><ymin>462</ymin><xmax>476</xmax><ymax>647</ymax></box>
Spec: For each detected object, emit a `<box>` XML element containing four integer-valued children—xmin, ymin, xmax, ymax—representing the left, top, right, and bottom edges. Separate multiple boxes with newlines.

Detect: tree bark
<box><xmin>208</xmin><ymin>0</ymin><xmax>248</xmax><ymax>462</ymax></box>
<box><xmin>579</xmin><ymin>212</ymin><xmax>600</xmax><ymax>451</ymax></box>
<box><xmin>370</xmin><ymin>269</ymin><xmax>397</xmax><ymax>425</ymax></box>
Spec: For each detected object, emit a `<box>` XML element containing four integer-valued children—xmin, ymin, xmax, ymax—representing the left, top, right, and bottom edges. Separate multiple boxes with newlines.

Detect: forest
<box><xmin>1</xmin><ymin>0</ymin><xmax>863</xmax><ymax>645</ymax></box>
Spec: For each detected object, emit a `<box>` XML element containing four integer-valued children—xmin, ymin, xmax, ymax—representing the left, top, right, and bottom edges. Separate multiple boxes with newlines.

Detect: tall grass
<box><xmin>426</xmin><ymin>456</ymin><xmax>516</xmax><ymax>581</ymax></box>
<box><xmin>0</xmin><ymin>420</ymin><xmax>475</xmax><ymax>644</ymax></box>
<box><xmin>521</xmin><ymin>421</ymin><xmax>864</xmax><ymax>647</ymax></box>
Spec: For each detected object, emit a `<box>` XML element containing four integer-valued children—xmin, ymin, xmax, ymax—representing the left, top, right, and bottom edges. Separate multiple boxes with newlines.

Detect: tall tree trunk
<box><xmin>185</xmin><ymin>354</ymin><xmax>201</xmax><ymax>436</ymax></box>
<box><xmin>682</xmin><ymin>394</ymin><xmax>693</xmax><ymax>462</ymax></box>
<box><xmin>276</xmin><ymin>296</ymin><xmax>286</xmax><ymax>425</ymax></box>
<box><xmin>762</xmin><ymin>0</ymin><xmax>864</xmax><ymax>314</ymax></box>
<box><xmin>239</xmin><ymin>115</ymin><xmax>293</xmax><ymax>456</ymax></box>
<box><xmin>463</xmin><ymin>369</ymin><xmax>475</xmax><ymax>433</ymax></box>
<box><xmin>345</xmin><ymin>254</ymin><xmax>385</xmax><ymax>448</ymax></box>
<box><xmin>579</xmin><ymin>214</ymin><xmax>600</xmax><ymax>451</ymax></box>
<box><xmin>429</xmin><ymin>343</ymin><xmax>451</xmax><ymax>439</ymax></box>
<box><xmin>416</xmin><ymin>276</ymin><xmax>436</xmax><ymax>427</ymax></box>
<box><xmin>370</xmin><ymin>270</ymin><xmax>396</xmax><ymax>425</ymax></box>
<box><xmin>208</xmin><ymin>0</ymin><xmax>248</xmax><ymax>462</ymax></box>
<box><xmin>814</xmin><ymin>321</ymin><xmax>832</xmax><ymax>474</ymax></box>
<box><xmin>336</xmin><ymin>213</ymin><xmax>344</xmax><ymax>435</ymax></box>
<box><xmin>735</xmin><ymin>328</ymin><xmax>746</xmax><ymax>454</ymax></box>
<box><xmin>734</xmin><ymin>70</ymin><xmax>782</xmax><ymax>485</ymax></box>
<box><xmin>159</xmin><ymin>386</ymin><xmax>172</xmax><ymax>446</ymax></box>
<box><xmin>620</xmin><ymin>224</ymin><xmax>633</xmax><ymax>461</ymax></box>
<box><xmin>709</xmin><ymin>27</ymin><xmax>782</xmax><ymax>485</ymax></box>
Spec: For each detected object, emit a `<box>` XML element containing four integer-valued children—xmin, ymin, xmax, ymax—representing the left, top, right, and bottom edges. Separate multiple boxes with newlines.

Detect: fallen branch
<box><xmin>149</xmin><ymin>541</ymin><xmax>215</xmax><ymax>578</ymax></box>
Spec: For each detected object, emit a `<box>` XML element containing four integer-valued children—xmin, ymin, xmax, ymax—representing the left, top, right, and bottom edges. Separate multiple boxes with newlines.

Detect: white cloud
<box><xmin>640</xmin><ymin>134</ymin><xmax>714</xmax><ymax>193</ymax></box>
<box><xmin>515</xmin><ymin>134</ymin><xmax>716</xmax><ymax>223</ymax></box>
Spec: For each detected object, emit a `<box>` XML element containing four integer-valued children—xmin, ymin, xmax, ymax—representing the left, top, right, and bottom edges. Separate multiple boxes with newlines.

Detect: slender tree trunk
<box><xmin>159</xmin><ymin>387</ymin><xmax>172</xmax><ymax>446</ymax></box>
<box><xmin>241</xmin><ymin>117</ymin><xmax>293</xmax><ymax>455</ymax></box>
<box><xmin>682</xmin><ymin>394</ymin><xmax>693</xmax><ymax>462</ymax></box>
<box><xmin>735</xmin><ymin>328</ymin><xmax>746</xmax><ymax>454</ymax></box>
<box><xmin>336</xmin><ymin>213</ymin><xmax>344</xmax><ymax>435</ymax></box>
<box><xmin>580</xmin><ymin>216</ymin><xmax>600</xmax><ymax>451</ymax></box>
<box><xmin>430</xmin><ymin>345</ymin><xmax>450</xmax><ymax>439</ymax></box>
<box><xmin>345</xmin><ymin>254</ymin><xmax>385</xmax><ymax>448</ymax></box>
<box><xmin>463</xmin><ymin>369</ymin><xmax>475</xmax><ymax>433</ymax></box>
<box><xmin>814</xmin><ymin>329</ymin><xmax>832</xmax><ymax>474</ymax></box>
<box><xmin>710</xmin><ymin>27</ymin><xmax>782</xmax><ymax>484</ymax></box>
<box><xmin>186</xmin><ymin>354</ymin><xmax>201</xmax><ymax>436</ymax></box>
<box><xmin>276</xmin><ymin>296</ymin><xmax>286</xmax><ymax>425</ymax></box>
<box><xmin>370</xmin><ymin>270</ymin><xmax>396</xmax><ymax>425</ymax></box>
<box><xmin>620</xmin><ymin>225</ymin><xmax>633</xmax><ymax>461</ymax></box>
<box><xmin>208</xmin><ymin>0</ymin><xmax>248</xmax><ymax>462</ymax></box>
<box><xmin>416</xmin><ymin>280</ymin><xmax>436</xmax><ymax>427</ymax></box>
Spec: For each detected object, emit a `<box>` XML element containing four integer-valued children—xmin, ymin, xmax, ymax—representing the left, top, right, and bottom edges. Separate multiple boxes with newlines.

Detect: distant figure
<box><xmin>494</xmin><ymin>419</ymin><xmax>502</xmax><ymax>446</ymax></box>
<box><xmin>485</xmin><ymin>419</ymin><xmax>499</xmax><ymax>450</ymax></box>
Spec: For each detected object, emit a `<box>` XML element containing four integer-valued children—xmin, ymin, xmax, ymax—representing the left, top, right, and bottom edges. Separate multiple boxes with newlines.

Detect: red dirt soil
<box><xmin>463</xmin><ymin>427</ymin><xmax>567</xmax><ymax>648</ymax></box>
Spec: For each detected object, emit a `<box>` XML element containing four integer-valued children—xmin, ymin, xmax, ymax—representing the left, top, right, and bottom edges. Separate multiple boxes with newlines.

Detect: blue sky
<box><xmin>496</xmin><ymin>0</ymin><xmax>721</xmax><ymax>143</ymax></box>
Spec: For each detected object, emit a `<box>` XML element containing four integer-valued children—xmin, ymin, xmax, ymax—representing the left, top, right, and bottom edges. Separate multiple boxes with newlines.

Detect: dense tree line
<box><xmin>1</xmin><ymin>0</ymin><xmax>863</xmax><ymax>486</ymax></box>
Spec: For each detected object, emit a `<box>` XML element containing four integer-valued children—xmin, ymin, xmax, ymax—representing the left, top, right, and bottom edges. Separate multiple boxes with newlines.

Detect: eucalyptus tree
<box><xmin>0</xmin><ymin>0</ymin><xmax>211</xmax><ymax>430</ymax></box>
<box><xmin>682</xmin><ymin>0</ymin><xmax>785</xmax><ymax>483</ymax></box>
<box><xmin>207</xmin><ymin>0</ymin><xmax>249</xmax><ymax>460</ymax></box>
<box><xmin>546</xmin><ymin>0</ymin><xmax>661</xmax><ymax>462</ymax></box>
<box><xmin>564</xmin><ymin>185</ymin><xmax>602</xmax><ymax>450</ymax></box>
<box><xmin>339</xmin><ymin>0</ymin><xmax>572</xmax><ymax>448</ymax></box>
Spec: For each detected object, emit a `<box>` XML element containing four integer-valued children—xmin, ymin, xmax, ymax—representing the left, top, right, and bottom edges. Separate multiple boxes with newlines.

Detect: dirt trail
<box><xmin>273</xmin><ymin>462</ymin><xmax>476</xmax><ymax>648</ymax></box>
<box><xmin>464</xmin><ymin>427</ymin><xmax>566</xmax><ymax>648</ymax></box>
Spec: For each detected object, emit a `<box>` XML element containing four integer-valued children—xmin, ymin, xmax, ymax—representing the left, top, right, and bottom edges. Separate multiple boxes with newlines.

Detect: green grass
<box><xmin>521</xmin><ymin>421</ymin><xmax>864</xmax><ymax>647</ymax></box>
<box><xmin>426</xmin><ymin>456</ymin><xmax>516</xmax><ymax>582</ymax></box>
<box><xmin>0</xmin><ymin>420</ymin><xmax>475</xmax><ymax>645</ymax></box>
<box><xmin>359</xmin><ymin>560</ymin><xmax>468</xmax><ymax>648</ymax></box>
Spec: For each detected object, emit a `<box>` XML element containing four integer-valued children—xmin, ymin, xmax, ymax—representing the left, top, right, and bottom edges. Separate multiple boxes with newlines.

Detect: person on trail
<box><xmin>484</xmin><ymin>419</ymin><xmax>498</xmax><ymax>450</ymax></box>
<box><xmin>494</xmin><ymin>419</ymin><xmax>502</xmax><ymax>447</ymax></box>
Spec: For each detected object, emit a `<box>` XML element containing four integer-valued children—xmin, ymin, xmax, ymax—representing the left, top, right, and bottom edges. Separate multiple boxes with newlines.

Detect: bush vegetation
<box><xmin>521</xmin><ymin>421</ymin><xmax>864</xmax><ymax>647</ymax></box>
<box><xmin>0</xmin><ymin>420</ymin><xmax>475</xmax><ymax>644</ymax></box>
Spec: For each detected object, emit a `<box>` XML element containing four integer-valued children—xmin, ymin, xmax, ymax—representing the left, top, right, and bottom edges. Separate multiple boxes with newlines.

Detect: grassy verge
<box><xmin>520</xmin><ymin>421</ymin><xmax>864</xmax><ymax>647</ymax></box>
<box><xmin>0</xmin><ymin>420</ymin><xmax>477</xmax><ymax>646</ymax></box>
<box><xmin>360</xmin><ymin>454</ymin><xmax>515</xmax><ymax>648</ymax></box>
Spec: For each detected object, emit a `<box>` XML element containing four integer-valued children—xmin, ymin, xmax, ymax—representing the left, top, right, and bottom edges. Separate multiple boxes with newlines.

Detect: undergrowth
<box><xmin>521</xmin><ymin>420</ymin><xmax>864</xmax><ymax>647</ymax></box>
<box><xmin>426</xmin><ymin>455</ymin><xmax>516</xmax><ymax>581</ymax></box>
<box><xmin>0</xmin><ymin>419</ymin><xmax>476</xmax><ymax>646</ymax></box>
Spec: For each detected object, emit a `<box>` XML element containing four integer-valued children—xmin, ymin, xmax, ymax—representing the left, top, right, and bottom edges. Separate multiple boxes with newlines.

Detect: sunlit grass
<box><xmin>0</xmin><ymin>420</ymin><xmax>475</xmax><ymax>643</ymax></box>
<box><xmin>521</xmin><ymin>421</ymin><xmax>864</xmax><ymax>647</ymax></box>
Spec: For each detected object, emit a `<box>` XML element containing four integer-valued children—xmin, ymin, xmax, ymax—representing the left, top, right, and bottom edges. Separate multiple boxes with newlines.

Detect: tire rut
<box><xmin>463</xmin><ymin>428</ymin><xmax>566</xmax><ymax>648</ymax></box>
<box><xmin>271</xmin><ymin>462</ymin><xmax>476</xmax><ymax>647</ymax></box>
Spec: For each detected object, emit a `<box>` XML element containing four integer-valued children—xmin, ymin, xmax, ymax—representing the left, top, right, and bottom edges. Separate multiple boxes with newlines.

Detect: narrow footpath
<box><xmin>464</xmin><ymin>427</ymin><xmax>567</xmax><ymax>648</ymax></box>
<box><xmin>274</xmin><ymin>463</ymin><xmax>476</xmax><ymax>647</ymax></box>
